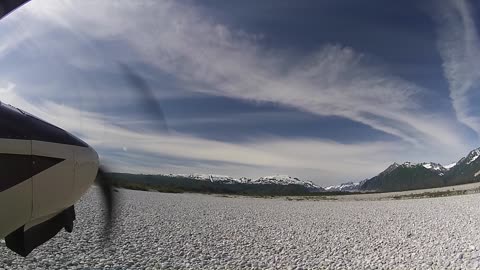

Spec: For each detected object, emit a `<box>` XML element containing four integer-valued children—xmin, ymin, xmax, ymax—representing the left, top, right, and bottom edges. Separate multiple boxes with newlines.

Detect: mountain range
<box><xmin>110</xmin><ymin>147</ymin><xmax>480</xmax><ymax>195</ymax></box>
<box><xmin>108</xmin><ymin>173</ymin><xmax>325</xmax><ymax>196</ymax></box>
<box><xmin>329</xmin><ymin>147</ymin><xmax>480</xmax><ymax>192</ymax></box>
<box><xmin>162</xmin><ymin>174</ymin><xmax>323</xmax><ymax>191</ymax></box>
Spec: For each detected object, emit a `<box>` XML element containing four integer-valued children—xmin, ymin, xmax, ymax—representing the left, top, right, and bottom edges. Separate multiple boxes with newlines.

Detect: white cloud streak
<box><xmin>434</xmin><ymin>0</ymin><xmax>480</xmax><ymax>138</ymax></box>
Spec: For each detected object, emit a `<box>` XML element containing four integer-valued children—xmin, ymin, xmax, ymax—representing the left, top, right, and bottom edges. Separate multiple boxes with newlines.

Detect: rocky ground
<box><xmin>2</xmin><ymin>189</ymin><xmax>480</xmax><ymax>269</ymax></box>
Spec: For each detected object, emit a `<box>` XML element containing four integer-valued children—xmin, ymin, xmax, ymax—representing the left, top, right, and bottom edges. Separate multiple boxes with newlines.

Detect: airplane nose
<box><xmin>73</xmin><ymin>145</ymin><xmax>100</xmax><ymax>202</ymax></box>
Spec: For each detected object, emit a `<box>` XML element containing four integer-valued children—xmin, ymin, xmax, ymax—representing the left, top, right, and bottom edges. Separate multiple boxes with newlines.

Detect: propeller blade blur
<box><xmin>95</xmin><ymin>166</ymin><xmax>115</xmax><ymax>240</ymax></box>
<box><xmin>119</xmin><ymin>63</ymin><xmax>169</xmax><ymax>132</ymax></box>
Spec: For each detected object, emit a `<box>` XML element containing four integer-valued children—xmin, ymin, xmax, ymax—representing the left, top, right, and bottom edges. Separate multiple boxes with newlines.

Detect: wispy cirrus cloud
<box><xmin>433</xmin><ymin>0</ymin><xmax>480</xmax><ymax>138</ymax></box>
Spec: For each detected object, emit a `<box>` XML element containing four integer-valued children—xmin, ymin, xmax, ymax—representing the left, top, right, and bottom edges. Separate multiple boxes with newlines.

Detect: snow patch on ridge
<box><xmin>444</xmin><ymin>162</ymin><xmax>457</xmax><ymax>170</ymax></box>
<box><xmin>402</xmin><ymin>161</ymin><xmax>418</xmax><ymax>168</ymax></box>
<box><xmin>324</xmin><ymin>182</ymin><xmax>360</xmax><ymax>192</ymax></box>
<box><xmin>422</xmin><ymin>163</ymin><xmax>433</xmax><ymax>169</ymax></box>
<box><xmin>421</xmin><ymin>162</ymin><xmax>447</xmax><ymax>173</ymax></box>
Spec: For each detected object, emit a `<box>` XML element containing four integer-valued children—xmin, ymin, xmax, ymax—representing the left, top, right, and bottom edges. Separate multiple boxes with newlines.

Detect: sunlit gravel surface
<box><xmin>3</xmin><ymin>189</ymin><xmax>480</xmax><ymax>269</ymax></box>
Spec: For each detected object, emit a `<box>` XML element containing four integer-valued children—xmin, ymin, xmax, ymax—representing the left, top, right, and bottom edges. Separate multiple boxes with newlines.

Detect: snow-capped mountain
<box><xmin>380</xmin><ymin>162</ymin><xmax>447</xmax><ymax>176</ymax></box>
<box><xmin>388</xmin><ymin>162</ymin><xmax>447</xmax><ymax>175</ymax></box>
<box><xmin>360</xmin><ymin>162</ymin><xmax>447</xmax><ymax>192</ymax></box>
<box><xmin>444</xmin><ymin>147</ymin><xmax>480</xmax><ymax>185</ymax></box>
<box><xmin>466</xmin><ymin>148</ymin><xmax>480</xmax><ymax>165</ymax></box>
<box><xmin>454</xmin><ymin>148</ymin><xmax>480</xmax><ymax>166</ymax></box>
<box><xmin>380</xmin><ymin>162</ymin><xmax>400</xmax><ymax>175</ymax></box>
<box><xmin>163</xmin><ymin>173</ymin><xmax>322</xmax><ymax>190</ymax></box>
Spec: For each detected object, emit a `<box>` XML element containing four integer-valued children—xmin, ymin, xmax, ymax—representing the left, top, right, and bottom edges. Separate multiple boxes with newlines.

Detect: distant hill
<box><xmin>360</xmin><ymin>147</ymin><xmax>480</xmax><ymax>192</ymax></box>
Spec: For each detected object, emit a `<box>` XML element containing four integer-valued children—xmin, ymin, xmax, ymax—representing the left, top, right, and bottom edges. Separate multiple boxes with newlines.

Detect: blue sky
<box><xmin>0</xmin><ymin>0</ymin><xmax>479</xmax><ymax>185</ymax></box>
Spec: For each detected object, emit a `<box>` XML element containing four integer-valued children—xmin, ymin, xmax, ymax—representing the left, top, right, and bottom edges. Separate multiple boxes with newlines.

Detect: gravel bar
<box><xmin>2</xmin><ymin>188</ymin><xmax>480</xmax><ymax>269</ymax></box>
